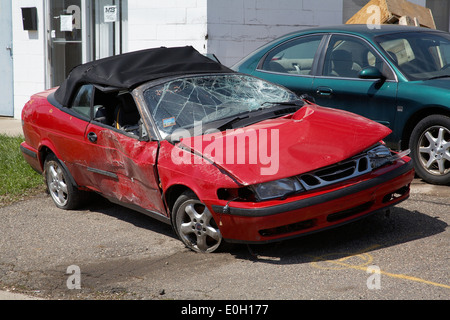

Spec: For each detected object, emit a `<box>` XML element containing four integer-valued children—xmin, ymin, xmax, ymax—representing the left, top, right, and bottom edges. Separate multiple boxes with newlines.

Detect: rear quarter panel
<box><xmin>22</xmin><ymin>89</ymin><xmax>89</xmax><ymax>183</ymax></box>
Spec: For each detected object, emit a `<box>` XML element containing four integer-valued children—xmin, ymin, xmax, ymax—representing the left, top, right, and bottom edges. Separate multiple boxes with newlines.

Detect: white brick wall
<box><xmin>207</xmin><ymin>0</ymin><xmax>344</xmax><ymax>67</ymax></box>
<box><xmin>127</xmin><ymin>0</ymin><xmax>208</xmax><ymax>53</ymax></box>
<box><xmin>11</xmin><ymin>1</ymin><xmax>46</xmax><ymax>119</ymax></box>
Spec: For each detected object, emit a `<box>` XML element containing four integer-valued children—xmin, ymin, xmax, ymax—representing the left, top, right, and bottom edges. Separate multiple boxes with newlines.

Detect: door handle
<box><xmin>316</xmin><ymin>87</ymin><xmax>333</xmax><ymax>96</ymax></box>
<box><xmin>6</xmin><ymin>45</ymin><xmax>12</xmax><ymax>57</ymax></box>
<box><xmin>87</xmin><ymin>132</ymin><xmax>97</xmax><ymax>143</ymax></box>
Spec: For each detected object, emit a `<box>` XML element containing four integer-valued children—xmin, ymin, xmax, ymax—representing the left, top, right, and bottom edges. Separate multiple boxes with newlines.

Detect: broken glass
<box><xmin>143</xmin><ymin>74</ymin><xmax>298</xmax><ymax>138</ymax></box>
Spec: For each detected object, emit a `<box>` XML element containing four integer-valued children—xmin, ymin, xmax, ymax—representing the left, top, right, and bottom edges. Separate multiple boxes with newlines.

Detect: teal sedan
<box><xmin>232</xmin><ymin>25</ymin><xmax>450</xmax><ymax>185</ymax></box>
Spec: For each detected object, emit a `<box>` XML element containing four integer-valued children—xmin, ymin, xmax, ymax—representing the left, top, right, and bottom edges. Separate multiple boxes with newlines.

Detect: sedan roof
<box><xmin>54</xmin><ymin>46</ymin><xmax>234</xmax><ymax>106</ymax></box>
<box><xmin>281</xmin><ymin>24</ymin><xmax>446</xmax><ymax>39</ymax></box>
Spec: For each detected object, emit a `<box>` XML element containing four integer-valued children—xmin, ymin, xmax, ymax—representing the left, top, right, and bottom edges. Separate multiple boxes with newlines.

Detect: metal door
<box><xmin>0</xmin><ymin>0</ymin><xmax>14</xmax><ymax>116</ymax></box>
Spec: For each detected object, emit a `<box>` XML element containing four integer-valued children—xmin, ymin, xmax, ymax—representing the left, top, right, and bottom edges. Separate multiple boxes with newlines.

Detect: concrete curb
<box><xmin>0</xmin><ymin>290</ymin><xmax>43</xmax><ymax>300</ymax></box>
<box><xmin>0</xmin><ymin>117</ymin><xmax>23</xmax><ymax>136</ymax></box>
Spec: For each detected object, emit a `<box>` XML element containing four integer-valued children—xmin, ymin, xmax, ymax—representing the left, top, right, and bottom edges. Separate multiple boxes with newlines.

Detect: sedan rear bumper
<box><xmin>210</xmin><ymin>158</ymin><xmax>414</xmax><ymax>244</ymax></box>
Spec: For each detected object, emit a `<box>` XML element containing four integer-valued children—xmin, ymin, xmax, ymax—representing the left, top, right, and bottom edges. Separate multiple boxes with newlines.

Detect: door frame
<box><xmin>44</xmin><ymin>0</ymin><xmax>127</xmax><ymax>90</ymax></box>
<box><xmin>44</xmin><ymin>0</ymin><xmax>92</xmax><ymax>90</ymax></box>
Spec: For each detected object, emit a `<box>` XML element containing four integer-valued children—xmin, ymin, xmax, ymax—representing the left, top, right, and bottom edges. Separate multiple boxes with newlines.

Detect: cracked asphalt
<box><xmin>0</xmin><ymin>179</ymin><xmax>448</xmax><ymax>301</ymax></box>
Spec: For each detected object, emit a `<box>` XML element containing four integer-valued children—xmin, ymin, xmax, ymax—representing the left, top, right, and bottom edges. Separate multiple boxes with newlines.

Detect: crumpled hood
<box><xmin>178</xmin><ymin>104</ymin><xmax>392</xmax><ymax>185</ymax></box>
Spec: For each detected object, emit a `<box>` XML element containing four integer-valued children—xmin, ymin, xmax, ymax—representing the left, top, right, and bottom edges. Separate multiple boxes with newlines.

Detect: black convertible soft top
<box><xmin>54</xmin><ymin>46</ymin><xmax>234</xmax><ymax>106</ymax></box>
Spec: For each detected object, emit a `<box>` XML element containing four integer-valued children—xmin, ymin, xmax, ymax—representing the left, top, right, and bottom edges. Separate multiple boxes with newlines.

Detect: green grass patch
<box><xmin>0</xmin><ymin>134</ymin><xmax>45</xmax><ymax>206</ymax></box>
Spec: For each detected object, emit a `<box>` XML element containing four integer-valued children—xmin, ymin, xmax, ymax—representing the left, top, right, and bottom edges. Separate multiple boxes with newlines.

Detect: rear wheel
<box><xmin>44</xmin><ymin>154</ymin><xmax>83</xmax><ymax>209</ymax></box>
<box><xmin>409</xmin><ymin>115</ymin><xmax>450</xmax><ymax>185</ymax></box>
<box><xmin>172</xmin><ymin>191</ymin><xmax>223</xmax><ymax>253</ymax></box>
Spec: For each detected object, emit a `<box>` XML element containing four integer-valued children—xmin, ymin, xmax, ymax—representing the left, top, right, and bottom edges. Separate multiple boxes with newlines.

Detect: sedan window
<box><xmin>70</xmin><ymin>84</ymin><xmax>93</xmax><ymax>119</ymax></box>
<box><xmin>323</xmin><ymin>34</ymin><xmax>394</xmax><ymax>80</ymax></box>
<box><xmin>260</xmin><ymin>35</ymin><xmax>323</xmax><ymax>75</ymax></box>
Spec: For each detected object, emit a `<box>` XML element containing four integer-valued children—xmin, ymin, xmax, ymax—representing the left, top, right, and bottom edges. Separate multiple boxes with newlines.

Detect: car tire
<box><xmin>409</xmin><ymin>115</ymin><xmax>450</xmax><ymax>185</ymax></box>
<box><xmin>44</xmin><ymin>154</ymin><xmax>83</xmax><ymax>210</ymax></box>
<box><xmin>172</xmin><ymin>191</ymin><xmax>223</xmax><ymax>253</ymax></box>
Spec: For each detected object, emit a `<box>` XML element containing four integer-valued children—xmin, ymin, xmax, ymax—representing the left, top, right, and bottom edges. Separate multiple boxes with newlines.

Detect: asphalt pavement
<box><xmin>1</xmin><ymin>117</ymin><xmax>37</xmax><ymax>299</ymax></box>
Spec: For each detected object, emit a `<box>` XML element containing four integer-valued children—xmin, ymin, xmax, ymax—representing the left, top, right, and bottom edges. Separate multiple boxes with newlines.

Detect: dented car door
<box><xmin>83</xmin><ymin>121</ymin><xmax>166</xmax><ymax>217</ymax></box>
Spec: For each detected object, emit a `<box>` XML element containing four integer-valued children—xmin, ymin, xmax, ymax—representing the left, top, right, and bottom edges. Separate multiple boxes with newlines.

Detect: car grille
<box><xmin>298</xmin><ymin>155</ymin><xmax>371</xmax><ymax>190</ymax></box>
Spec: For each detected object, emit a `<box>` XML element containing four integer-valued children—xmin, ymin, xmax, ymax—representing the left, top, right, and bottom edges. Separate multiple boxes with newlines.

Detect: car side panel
<box><xmin>82</xmin><ymin>122</ymin><xmax>167</xmax><ymax>215</ymax></box>
<box><xmin>156</xmin><ymin>140</ymin><xmax>240</xmax><ymax>206</ymax></box>
<box><xmin>311</xmin><ymin>77</ymin><xmax>399</xmax><ymax>144</ymax></box>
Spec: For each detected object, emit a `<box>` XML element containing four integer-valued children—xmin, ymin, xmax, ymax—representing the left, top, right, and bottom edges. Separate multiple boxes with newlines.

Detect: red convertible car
<box><xmin>21</xmin><ymin>46</ymin><xmax>414</xmax><ymax>252</ymax></box>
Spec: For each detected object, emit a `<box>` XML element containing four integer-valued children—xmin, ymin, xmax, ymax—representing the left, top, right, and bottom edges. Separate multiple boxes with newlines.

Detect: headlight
<box><xmin>367</xmin><ymin>144</ymin><xmax>410</xmax><ymax>169</ymax></box>
<box><xmin>368</xmin><ymin>144</ymin><xmax>392</xmax><ymax>169</ymax></box>
<box><xmin>253</xmin><ymin>177</ymin><xmax>305</xmax><ymax>201</ymax></box>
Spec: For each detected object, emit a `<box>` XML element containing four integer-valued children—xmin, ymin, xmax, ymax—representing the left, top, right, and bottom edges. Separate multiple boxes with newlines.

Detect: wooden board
<box><xmin>346</xmin><ymin>0</ymin><xmax>436</xmax><ymax>29</ymax></box>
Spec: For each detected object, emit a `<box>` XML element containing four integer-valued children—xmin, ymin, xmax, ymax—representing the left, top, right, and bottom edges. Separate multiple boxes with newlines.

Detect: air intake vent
<box><xmin>298</xmin><ymin>155</ymin><xmax>372</xmax><ymax>190</ymax></box>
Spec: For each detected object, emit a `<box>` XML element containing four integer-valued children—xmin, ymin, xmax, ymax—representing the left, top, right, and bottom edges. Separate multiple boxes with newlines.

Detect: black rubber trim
<box><xmin>212</xmin><ymin>160</ymin><xmax>413</xmax><ymax>217</ymax></box>
<box><xmin>20</xmin><ymin>145</ymin><xmax>38</xmax><ymax>159</ymax></box>
<box><xmin>87</xmin><ymin>167</ymin><xmax>119</xmax><ymax>180</ymax></box>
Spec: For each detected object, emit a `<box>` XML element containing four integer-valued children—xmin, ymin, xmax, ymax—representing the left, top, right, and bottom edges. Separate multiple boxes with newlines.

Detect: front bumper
<box><xmin>209</xmin><ymin>158</ymin><xmax>414</xmax><ymax>244</ymax></box>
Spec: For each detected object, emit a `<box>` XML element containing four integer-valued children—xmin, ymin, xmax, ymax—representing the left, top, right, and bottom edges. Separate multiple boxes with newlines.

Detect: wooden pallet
<box><xmin>346</xmin><ymin>0</ymin><xmax>436</xmax><ymax>29</ymax></box>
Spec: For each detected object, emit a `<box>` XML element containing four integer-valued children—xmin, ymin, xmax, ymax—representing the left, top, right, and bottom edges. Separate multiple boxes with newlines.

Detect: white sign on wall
<box><xmin>104</xmin><ymin>5</ymin><xmax>117</xmax><ymax>23</ymax></box>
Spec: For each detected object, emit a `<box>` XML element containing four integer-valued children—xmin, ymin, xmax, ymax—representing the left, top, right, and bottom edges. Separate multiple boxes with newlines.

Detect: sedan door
<box><xmin>82</xmin><ymin>90</ymin><xmax>167</xmax><ymax>218</ymax></box>
<box><xmin>312</xmin><ymin>34</ymin><xmax>399</xmax><ymax>135</ymax></box>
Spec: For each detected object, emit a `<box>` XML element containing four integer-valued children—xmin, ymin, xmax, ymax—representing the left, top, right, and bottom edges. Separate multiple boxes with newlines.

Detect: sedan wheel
<box><xmin>173</xmin><ymin>191</ymin><xmax>222</xmax><ymax>253</ymax></box>
<box><xmin>44</xmin><ymin>154</ymin><xmax>82</xmax><ymax>209</ymax></box>
<box><xmin>410</xmin><ymin>115</ymin><xmax>450</xmax><ymax>185</ymax></box>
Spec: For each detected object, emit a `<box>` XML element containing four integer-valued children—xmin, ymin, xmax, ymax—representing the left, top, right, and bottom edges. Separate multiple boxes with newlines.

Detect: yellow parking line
<box><xmin>310</xmin><ymin>246</ymin><xmax>450</xmax><ymax>290</ymax></box>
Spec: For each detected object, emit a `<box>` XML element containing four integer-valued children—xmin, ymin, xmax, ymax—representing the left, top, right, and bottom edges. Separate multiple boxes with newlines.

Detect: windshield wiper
<box><xmin>260</xmin><ymin>99</ymin><xmax>304</xmax><ymax>108</ymax></box>
<box><xmin>204</xmin><ymin>115</ymin><xmax>250</xmax><ymax>132</ymax></box>
<box><xmin>202</xmin><ymin>101</ymin><xmax>303</xmax><ymax>132</ymax></box>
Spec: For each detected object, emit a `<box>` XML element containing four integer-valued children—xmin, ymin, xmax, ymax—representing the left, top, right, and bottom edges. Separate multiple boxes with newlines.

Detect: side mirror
<box><xmin>299</xmin><ymin>93</ymin><xmax>316</xmax><ymax>104</ymax></box>
<box><xmin>358</xmin><ymin>66</ymin><xmax>385</xmax><ymax>80</ymax></box>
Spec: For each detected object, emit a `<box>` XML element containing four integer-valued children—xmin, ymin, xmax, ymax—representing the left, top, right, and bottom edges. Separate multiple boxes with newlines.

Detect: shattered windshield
<box><xmin>143</xmin><ymin>74</ymin><xmax>298</xmax><ymax>138</ymax></box>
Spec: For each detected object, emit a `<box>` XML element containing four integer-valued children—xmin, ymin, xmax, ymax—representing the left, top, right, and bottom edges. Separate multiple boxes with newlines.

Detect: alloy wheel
<box><xmin>418</xmin><ymin>125</ymin><xmax>450</xmax><ymax>176</ymax></box>
<box><xmin>46</xmin><ymin>161</ymin><xmax>69</xmax><ymax>207</ymax></box>
<box><xmin>176</xmin><ymin>198</ymin><xmax>222</xmax><ymax>253</ymax></box>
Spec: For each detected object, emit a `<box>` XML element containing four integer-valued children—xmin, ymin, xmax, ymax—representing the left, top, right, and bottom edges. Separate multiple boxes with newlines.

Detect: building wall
<box><xmin>207</xmin><ymin>0</ymin><xmax>344</xmax><ymax>67</ymax></box>
<box><xmin>11</xmin><ymin>1</ymin><xmax>46</xmax><ymax>119</ymax></box>
<box><xmin>127</xmin><ymin>0</ymin><xmax>208</xmax><ymax>53</ymax></box>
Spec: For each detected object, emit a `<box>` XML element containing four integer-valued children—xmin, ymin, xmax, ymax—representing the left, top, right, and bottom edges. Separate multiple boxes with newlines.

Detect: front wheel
<box><xmin>172</xmin><ymin>191</ymin><xmax>223</xmax><ymax>253</ymax></box>
<box><xmin>409</xmin><ymin>115</ymin><xmax>450</xmax><ymax>185</ymax></box>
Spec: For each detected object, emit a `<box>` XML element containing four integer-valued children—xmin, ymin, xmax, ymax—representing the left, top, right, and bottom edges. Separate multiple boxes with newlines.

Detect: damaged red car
<box><xmin>21</xmin><ymin>46</ymin><xmax>414</xmax><ymax>253</ymax></box>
